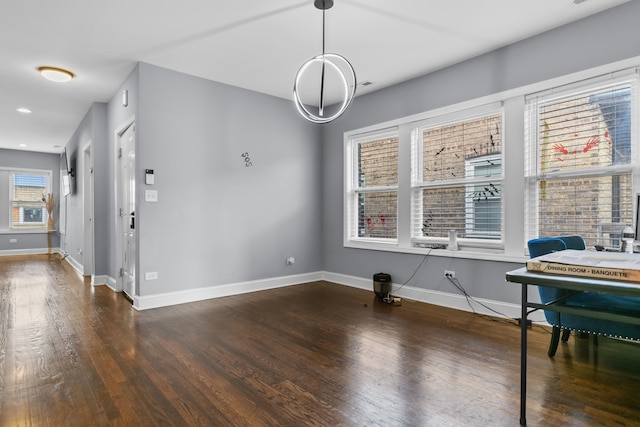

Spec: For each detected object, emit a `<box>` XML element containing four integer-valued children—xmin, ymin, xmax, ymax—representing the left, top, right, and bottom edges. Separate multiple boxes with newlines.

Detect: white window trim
<box><xmin>524</xmin><ymin>72</ymin><xmax>640</xmax><ymax>247</ymax></box>
<box><xmin>2</xmin><ymin>167</ymin><xmax>52</xmax><ymax>233</ymax></box>
<box><xmin>344</xmin><ymin>128</ymin><xmax>399</xmax><ymax>246</ymax></box>
<box><xmin>409</xmin><ymin>104</ymin><xmax>504</xmax><ymax>250</ymax></box>
<box><xmin>343</xmin><ymin>55</ymin><xmax>640</xmax><ymax>263</ymax></box>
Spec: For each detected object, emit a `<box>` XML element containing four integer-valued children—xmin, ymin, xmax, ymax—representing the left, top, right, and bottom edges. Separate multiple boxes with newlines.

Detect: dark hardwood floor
<box><xmin>1</xmin><ymin>255</ymin><xmax>639</xmax><ymax>426</ymax></box>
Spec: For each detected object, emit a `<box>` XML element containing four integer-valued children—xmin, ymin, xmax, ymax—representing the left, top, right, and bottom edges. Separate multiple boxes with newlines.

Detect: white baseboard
<box><xmin>64</xmin><ymin>255</ymin><xmax>84</xmax><ymax>276</ymax></box>
<box><xmin>322</xmin><ymin>271</ymin><xmax>547</xmax><ymax>323</ymax></box>
<box><xmin>92</xmin><ymin>275</ymin><xmax>109</xmax><ymax>286</ymax></box>
<box><xmin>9</xmin><ymin>262</ymin><xmax>538</xmax><ymax>324</ymax></box>
<box><xmin>133</xmin><ymin>271</ymin><xmax>324</xmax><ymax>311</ymax></box>
<box><xmin>61</xmin><ymin>255</ymin><xmax>107</xmax><ymax>284</ymax></box>
<box><xmin>105</xmin><ymin>276</ymin><xmax>118</xmax><ymax>292</ymax></box>
<box><xmin>131</xmin><ymin>270</ymin><xmax>545</xmax><ymax>323</ymax></box>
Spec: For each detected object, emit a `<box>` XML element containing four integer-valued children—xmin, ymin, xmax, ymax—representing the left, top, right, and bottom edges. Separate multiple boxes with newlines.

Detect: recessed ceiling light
<box><xmin>37</xmin><ymin>66</ymin><xmax>75</xmax><ymax>83</ymax></box>
<box><xmin>18</xmin><ymin>144</ymin><xmax>28</xmax><ymax>147</ymax></box>
<box><xmin>16</xmin><ymin>107</ymin><xmax>32</xmax><ymax>113</ymax></box>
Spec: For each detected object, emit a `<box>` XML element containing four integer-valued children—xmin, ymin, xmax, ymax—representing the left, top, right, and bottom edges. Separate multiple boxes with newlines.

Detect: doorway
<box><xmin>82</xmin><ymin>142</ymin><xmax>94</xmax><ymax>279</ymax></box>
<box><xmin>117</xmin><ymin>122</ymin><xmax>136</xmax><ymax>299</ymax></box>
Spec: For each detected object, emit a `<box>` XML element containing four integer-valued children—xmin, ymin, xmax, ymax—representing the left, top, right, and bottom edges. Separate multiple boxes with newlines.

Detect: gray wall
<box><xmin>0</xmin><ymin>148</ymin><xmax>60</xmax><ymax>251</ymax></box>
<box><xmin>61</xmin><ymin>106</ymin><xmax>92</xmax><ymax>263</ymax></box>
<box><xmin>8</xmin><ymin>1</ymin><xmax>640</xmax><ymax>310</ymax></box>
<box><xmin>130</xmin><ymin>63</ymin><xmax>322</xmax><ymax>296</ymax></box>
<box><xmin>59</xmin><ymin>102</ymin><xmax>109</xmax><ymax>276</ymax></box>
<box><xmin>107</xmin><ymin>67</ymin><xmax>139</xmax><ymax>282</ymax></box>
<box><xmin>321</xmin><ymin>1</ymin><xmax>640</xmax><ymax>304</ymax></box>
<box><xmin>91</xmin><ymin>103</ymin><xmax>109</xmax><ymax>275</ymax></box>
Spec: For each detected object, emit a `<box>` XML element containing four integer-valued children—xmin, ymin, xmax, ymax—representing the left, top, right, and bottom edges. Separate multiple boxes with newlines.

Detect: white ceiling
<box><xmin>0</xmin><ymin>0</ymin><xmax>629</xmax><ymax>154</ymax></box>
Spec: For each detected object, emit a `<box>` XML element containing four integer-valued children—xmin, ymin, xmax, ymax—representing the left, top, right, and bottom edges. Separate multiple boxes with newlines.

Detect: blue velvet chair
<box><xmin>527</xmin><ymin>235</ymin><xmax>640</xmax><ymax>357</ymax></box>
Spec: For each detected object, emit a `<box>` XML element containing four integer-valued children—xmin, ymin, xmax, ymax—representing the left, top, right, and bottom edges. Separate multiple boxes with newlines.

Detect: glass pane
<box><xmin>11</xmin><ymin>172</ymin><xmax>48</xmax><ymax>229</ymax></box>
<box><xmin>537</xmin><ymin>174</ymin><xmax>632</xmax><ymax>249</ymax></box>
<box><xmin>419</xmin><ymin>185</ymin><xmax>502</xmax><ymax>240</ymax></box>
<box><xmin>468</xmin><ymin>183</ymin><xmax>502</xmax><ymax>237</ymax></box>
<box><xmin>420</xmin><ymin>186</ymin><xmax>464</xmax><ymax>238</ymax></box>
<box><xmin>12</xmin><ymin>173</ymin><xmax>47</xmax><ymax>200</ymax></box>
<box><xmin>357</xmin><ymin>191</ymin><xmax>397</xmax><ymax>239</ymax></box>
<box><xmin>358</xmin><ymin>136</ymin><xmax>398</xmax><ymax>188</ymax></box>
<box><xmin>422</xmin><ymin>114</ymin><xmax>502</xmax><ymax>182</ymax></box>
<box><xmin>539</xmin><ymin>86</ymin><xmax>631</xmax><ymax>173</ymax></box>
<box><xmin>472</xmin><ymin>198</ymin><xmax>501</xmax><ymax>233</ymax></box>
<box><xmin>22</xmin><ymin>207</ymin><xmax>43</xmax><ymax>223</ymax></box>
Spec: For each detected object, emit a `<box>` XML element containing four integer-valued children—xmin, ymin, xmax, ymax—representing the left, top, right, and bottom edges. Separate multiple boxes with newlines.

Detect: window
<box><xmin>525</xmin><ymin>75</ymin><xmax>638</xmax><ymax>249</ymax></box>
<box><xmin>466</xmin><ymin>154</ymin><xmax>501</xmax><ymax>237</ymax></box>
<box><xmin>411</xmin><ymin>107</ymin><xmax>503</xmax><ymax>248</ymax></box>
<box><xmin>345</xmin><ymin>129</ymin><xmax>399</xmax><ymax>243</ymax></box>
<box><xmin>343</xmin><ymin>63</ymin><xmax>640</xmax><ymax>260</ymax></box>
<box><xmin>9</xmin><ymin>170</ymin><xmax>51</xmax><ymax>230</ymax></box>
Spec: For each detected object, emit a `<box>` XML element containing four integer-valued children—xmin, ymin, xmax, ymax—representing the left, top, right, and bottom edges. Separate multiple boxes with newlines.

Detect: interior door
<box><xmin>120</xmin><ymin>124</ymin><xmax>136</xmax><ymax>299</ymax></box>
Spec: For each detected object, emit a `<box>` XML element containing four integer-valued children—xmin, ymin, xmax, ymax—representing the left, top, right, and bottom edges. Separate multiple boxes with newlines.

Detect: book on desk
<box><xmin>526</xmin><ymin>249</ymin><xmax>640</xmax><ymax>283</ymax></box>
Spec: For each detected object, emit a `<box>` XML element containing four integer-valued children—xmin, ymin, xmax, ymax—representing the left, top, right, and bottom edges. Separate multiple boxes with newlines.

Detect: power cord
<box><xmin>444</xmin><ymin>273</ymin><xmax>516</xmax><ymax>322</ymax></box>
<box><xmin>378</xmin><ymin>250</ymin><xmax>433</xmax><ymax>305</ymax></box>
<box><xmin>444</xmin><ymin>274</ymin><xmax>554</xmax><ymax>332</ymax></box>
<box><xmin>391</xmin><ymin>249</ymin><xmax>432</xmax><ymax>296</ymax></box>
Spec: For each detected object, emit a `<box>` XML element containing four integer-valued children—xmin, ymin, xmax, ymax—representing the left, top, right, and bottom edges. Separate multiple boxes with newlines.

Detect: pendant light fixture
<box><xmin>293</xmin><ymin>0</ymin><xmax>356</xmax><ymax>124</ymax></box>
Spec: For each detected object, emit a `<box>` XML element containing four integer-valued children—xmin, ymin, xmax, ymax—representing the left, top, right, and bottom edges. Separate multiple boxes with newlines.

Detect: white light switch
<box><xmin>145</xmin><ymin>190</ymin><xmax>158</xmax><ymax>202</ymax></box>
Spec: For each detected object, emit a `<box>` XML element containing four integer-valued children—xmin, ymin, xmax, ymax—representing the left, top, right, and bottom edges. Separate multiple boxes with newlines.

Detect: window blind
<box><xmin>349</xmin><ymin>129</ymin><xmax>399</xmax><ymax>240</ymax></box>
<box><xmin>524</xmin><ymin>72</ymin><xmax>638</xmax><ymax>249</ymax></box>
<box><xmin>411</xmin><ymin>110</ymin><xmax>503</xmax><ymax>244</ymax></box>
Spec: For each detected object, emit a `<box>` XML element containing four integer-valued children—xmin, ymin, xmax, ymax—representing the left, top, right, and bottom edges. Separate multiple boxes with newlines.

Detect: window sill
<box><xmin>344</xmin><ymin>240</ymin><xmax>527</xmax><ymax>264</ymax></box>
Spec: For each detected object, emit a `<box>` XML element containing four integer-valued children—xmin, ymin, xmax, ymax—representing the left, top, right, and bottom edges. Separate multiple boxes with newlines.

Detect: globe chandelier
<box><xmin>293</xmin><ymin>0</ymin><xmax>356</xmax><ymax>124</ymax></box>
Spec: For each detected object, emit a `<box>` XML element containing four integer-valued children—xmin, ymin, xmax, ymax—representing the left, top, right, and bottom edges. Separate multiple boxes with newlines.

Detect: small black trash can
<box><xmin>373</xmin><ymin>272</ymin><xmax>392</xmax><ymax>300</ymax></box>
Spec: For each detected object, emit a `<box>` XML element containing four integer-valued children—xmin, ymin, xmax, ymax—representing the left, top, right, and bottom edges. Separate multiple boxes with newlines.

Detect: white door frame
<box><xmin>82</xmin><ymin>141</ymin><xmax>95</xmax><ymax>280</ymax></box>
<box><xmin>114</xmin><ymin>117</ymin><xmax>135</xmax><ymax>294</ymax></box>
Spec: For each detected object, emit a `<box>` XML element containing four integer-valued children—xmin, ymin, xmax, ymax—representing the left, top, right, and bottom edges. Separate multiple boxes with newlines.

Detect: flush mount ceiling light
<box><xmin>37</xmin><ymin>66</ymin><xmax>75</xmax><ymax>83</ymax></box>
<box><xmin>293</xmin><ymin>0</ymin><xmax>356</xmax><ymax>124</ymax></box>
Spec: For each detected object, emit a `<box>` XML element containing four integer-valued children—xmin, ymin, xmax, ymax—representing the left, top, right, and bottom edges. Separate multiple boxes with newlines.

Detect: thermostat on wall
<box><xmin>145</xmin><ymin>169</ymin><xmax>154</xmax><ymax>185</ymax></box>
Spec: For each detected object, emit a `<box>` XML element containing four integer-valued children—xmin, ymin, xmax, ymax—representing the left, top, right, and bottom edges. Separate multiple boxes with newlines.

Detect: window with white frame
<box><xmin>343</xmin><ymin>63</ymin><xmax>640</xmax><ymax>259</ymax></box>
<box><xmin>345</xmin><ymin>129</ymin><xmax>399</xmax><ymax>242</ymax></box>
<box><xmin>524</xmin><ymin>72</ymin><xmax>638</xmax><ymax>250</ymax></box>
<box><xmin>8</xmin><ymin>170</ymin><xmax>51</xmax><ymax>230</ymax></box>
<box><xmin>411</xmin><ymin>107</ymin><xmax>504</xmax><ymax>248</ymax></box>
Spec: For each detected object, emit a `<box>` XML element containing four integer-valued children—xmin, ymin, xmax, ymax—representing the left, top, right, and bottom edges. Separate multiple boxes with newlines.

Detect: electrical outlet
<box><xmin>444</xmin><ymin>270</ymin><xmax>456</xmax><ymax>278</ymax></box>
<box><xmin>286</xmin><ymin>256</ymin><xmax>295</xmax><ymax>265</ymax></box>
<box><xmin>145</xmin><ymin>272</ymin><xmax>158</xmax><ymax>280</ymax></box>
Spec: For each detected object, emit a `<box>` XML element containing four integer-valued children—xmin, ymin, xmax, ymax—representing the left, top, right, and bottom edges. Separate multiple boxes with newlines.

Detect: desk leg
<box><xmin>520</xmin><ymin>283</ymin><xmax>527</xmax><ymax>425</ymax></box>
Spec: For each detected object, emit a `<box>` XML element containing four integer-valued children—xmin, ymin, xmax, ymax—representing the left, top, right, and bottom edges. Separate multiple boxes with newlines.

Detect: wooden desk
<box><xmin>505</xmin><ymin>267</ymin><xmax>640</xmax><ymax>425</ymax></box>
